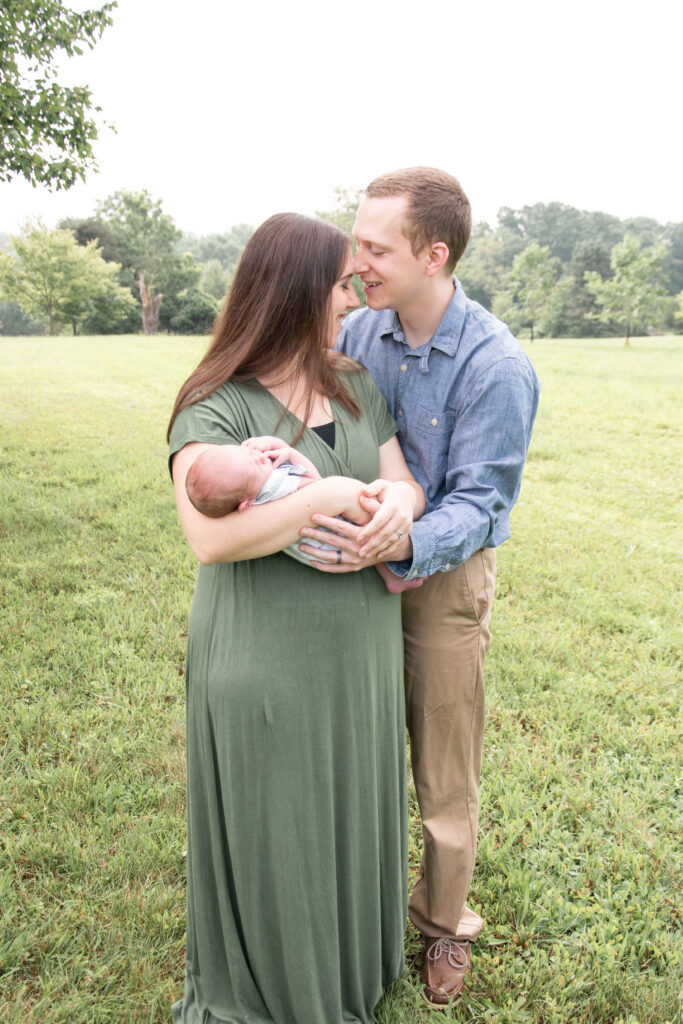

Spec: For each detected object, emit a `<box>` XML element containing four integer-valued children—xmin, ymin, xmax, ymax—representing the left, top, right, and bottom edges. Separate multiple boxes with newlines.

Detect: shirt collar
<box><xmin>379</xmin><ymin>278</ymin><xmax>467</xmax><ymax>357</ymax></box>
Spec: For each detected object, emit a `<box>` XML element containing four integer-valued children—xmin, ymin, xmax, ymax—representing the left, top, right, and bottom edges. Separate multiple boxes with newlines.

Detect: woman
<box><xmin>168</xmin><ymin>213</ymin><xmax>424</xmax><ymax>1024</ymax></box>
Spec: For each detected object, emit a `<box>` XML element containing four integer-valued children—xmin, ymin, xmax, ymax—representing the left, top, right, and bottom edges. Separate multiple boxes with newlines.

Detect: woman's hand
<box><xmin>299</xmin><ymin>477</ymin><xmax>418</xmax><ymax>568</ymax></box>
<box><xmin>355</xmin><ymin>479</ymin><xmax>416</xmax><ymax>558</ymax></box>
<box><xmin>299</xmin><ymin>480</ymin><xmax>413</xmax><ymax>569</ymax></box>
<box><xmin>298</xmin><ymin>500</ymin><xmax>414</xmax><ymax>572</ymax></box>
<box><xmin>298</xmin><ymin>435</ymin><xmax>424</xmax><ymax>573</ymax></box>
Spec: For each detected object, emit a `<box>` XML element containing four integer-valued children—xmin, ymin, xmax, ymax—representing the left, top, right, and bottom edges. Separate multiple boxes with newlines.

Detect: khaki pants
<box><xmin>401</xmin><ymin>548</ymin><xmax>496</xmax><ymax>940</ymax></box>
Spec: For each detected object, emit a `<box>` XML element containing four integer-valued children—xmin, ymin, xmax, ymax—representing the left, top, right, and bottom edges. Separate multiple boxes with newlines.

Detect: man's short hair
<box><xmin>365</xmin><ymin>167</ymin><xmax>472</xmax><ymax>273</ymax></box>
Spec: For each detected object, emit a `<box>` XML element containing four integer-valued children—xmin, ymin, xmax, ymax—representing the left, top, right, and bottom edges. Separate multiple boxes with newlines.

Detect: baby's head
<box><xmin>186</xmin><ymin>445</ymin><xmax>272</xmax><ymax>517</ymax></box>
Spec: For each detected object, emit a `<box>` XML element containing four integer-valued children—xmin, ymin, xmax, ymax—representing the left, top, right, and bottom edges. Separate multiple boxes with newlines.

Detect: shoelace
<box><xmin>427</xmin><ymin>938</ymin><xmax>469</xmax><ymax>969</ymax></box>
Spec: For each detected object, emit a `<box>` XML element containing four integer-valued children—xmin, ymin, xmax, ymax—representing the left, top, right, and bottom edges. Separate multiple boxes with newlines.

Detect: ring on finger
<box><xmin>394</xmin><ymin>530</ymin><xmax>404</xmax><ymax>541</ymax></box>
<box><xmin>336</xmin><ymin>549</ymin><xmax>342</xmax><ymax>564</ymax></box>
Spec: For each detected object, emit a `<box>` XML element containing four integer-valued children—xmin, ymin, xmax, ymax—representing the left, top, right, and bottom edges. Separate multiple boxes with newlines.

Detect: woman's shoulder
<box><xmin>169</xmin><ymin>380</ymin><xmax>257</xmax><ymax>452</ymax></box>
<box><xmin>330</xmin><ymin>352</ymin><xmax>376</xmax><ymax>398</ymax></box>
<box><xmin>329</xmin><ymin>353</ymin><xmax>396</xmax><ymax>441</ymax></box>
<box><xmin>343</xmin><ymin>363</ymin><xmax>390</xmax><ymax>417</ymax></box>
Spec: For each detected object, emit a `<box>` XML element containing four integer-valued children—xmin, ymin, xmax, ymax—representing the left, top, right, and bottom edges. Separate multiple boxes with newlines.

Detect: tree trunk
<box><xmin>138</xmin><ymin>274</ymin><xmax>163</xmax><ymax>335</ymax></box>
<box><xmin>624</xmin><ymin>319</ymin><xmax>631</xmax><ymax>346</ymax></box>
<box><xmin>530</xmin><ymin>321</ymin><xmax>535</xmax><ymax>342</ymax></box>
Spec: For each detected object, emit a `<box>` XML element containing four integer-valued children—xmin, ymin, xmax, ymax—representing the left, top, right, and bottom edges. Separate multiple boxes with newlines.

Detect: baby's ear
<box><xmin>238</xmin><ymin>498</ymin><xmax>255</xmax><ymax>512</ymax></box>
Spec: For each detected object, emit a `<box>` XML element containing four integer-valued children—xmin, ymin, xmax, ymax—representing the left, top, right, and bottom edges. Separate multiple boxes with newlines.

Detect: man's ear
<box><xmin>425</xmin><ymin>242</ymin><xmax>450</xmax><ymax>277</ymax></box>
<box><xmin>238</xmin><ymin>497</ymin><xmax>255</xmax><ymax>512</ymax></box>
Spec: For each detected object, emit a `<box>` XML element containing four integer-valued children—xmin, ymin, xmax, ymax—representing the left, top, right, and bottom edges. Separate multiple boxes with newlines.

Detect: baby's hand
<box><xmin>268</xmin><ymin>447</ymin><xmax>299</xmax><ymax>469</ymax></box>
<box><xmin>242</xmin><ymin>436</ymin><xmax>288</xmax><ymax>453</ymax></box>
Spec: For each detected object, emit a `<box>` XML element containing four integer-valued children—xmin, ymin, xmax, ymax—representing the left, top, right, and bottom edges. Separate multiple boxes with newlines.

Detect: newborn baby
<box><xmin>185</xmin><ymin>438</ymin><xmax>422</xmax><ymax>593</ymax></box>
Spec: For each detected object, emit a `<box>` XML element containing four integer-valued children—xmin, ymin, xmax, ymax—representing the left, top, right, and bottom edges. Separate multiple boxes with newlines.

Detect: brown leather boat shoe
<box><xmin>421</xmin><ymin>934</ymin><xmax>471</xmax><ymax>1009</ymax></box>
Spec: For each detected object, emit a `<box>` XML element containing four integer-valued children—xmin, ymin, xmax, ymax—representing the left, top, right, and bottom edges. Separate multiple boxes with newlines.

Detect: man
<box><xmin>302</xmin><ymin>167</ymin><xmax>540</xmax><ymax>1008</ymax></box>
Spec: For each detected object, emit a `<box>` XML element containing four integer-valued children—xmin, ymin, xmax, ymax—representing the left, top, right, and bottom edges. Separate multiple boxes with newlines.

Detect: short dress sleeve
<box><xmin>168</xmin><ymin>385</ymin><xmax>251</xmax><ymax>479</ymax></box>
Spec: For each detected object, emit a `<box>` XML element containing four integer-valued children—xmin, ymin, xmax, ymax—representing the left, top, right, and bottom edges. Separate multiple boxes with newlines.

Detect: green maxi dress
<box><xmin>169</xmin><ymin>371</ymin><xmax>408</xmax><ymax>1024</ymax></box>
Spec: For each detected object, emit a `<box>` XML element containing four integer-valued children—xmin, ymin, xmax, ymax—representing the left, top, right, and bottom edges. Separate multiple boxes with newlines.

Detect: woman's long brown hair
<box><xmin>167</xmin><ymin>213</ymin><xmax>361</xmax><ymax>441</ymax></box>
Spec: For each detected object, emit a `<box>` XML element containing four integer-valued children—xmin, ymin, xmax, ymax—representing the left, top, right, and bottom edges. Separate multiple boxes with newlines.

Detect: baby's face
<box><xmin>229</xmin><ymin>445</ymin><xmax>273</xmax><ymax>499</ymax></box>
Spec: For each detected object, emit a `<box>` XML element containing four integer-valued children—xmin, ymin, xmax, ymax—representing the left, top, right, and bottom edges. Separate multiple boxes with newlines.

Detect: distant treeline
<box><xmin>458</xmin><ymin>204</ymin><xmax>682</xmax><ymax>339</ymax></box>
<box><xmin>0</xmin><ymin>190</ymin><xmax>254</xmax><ymax>337</ymax></box>
<box><xmin>1</xmin><ymin>189</ymin><xmax>681</xmax><ymax>338</ymax></box>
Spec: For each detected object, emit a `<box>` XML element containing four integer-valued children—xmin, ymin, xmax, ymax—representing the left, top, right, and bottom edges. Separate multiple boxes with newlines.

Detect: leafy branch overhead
<box><xmin>0</xmin><ymin>0</ymin><xmax>117</xmax><ymax>189</ymax></box>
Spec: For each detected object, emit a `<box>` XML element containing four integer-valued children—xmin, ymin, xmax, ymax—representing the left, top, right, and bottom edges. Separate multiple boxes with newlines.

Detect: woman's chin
<box><xmin>327</xmin><ymin>324</ymin><xmax>343</xmax><ymax>347</ymax></box>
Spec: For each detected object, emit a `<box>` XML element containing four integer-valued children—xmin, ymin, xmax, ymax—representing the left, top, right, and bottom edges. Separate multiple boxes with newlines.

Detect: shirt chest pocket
<box><xmin>410</xmin><ymin>404</ymin><xmax>456</xmax><ymax>437</ymax></box>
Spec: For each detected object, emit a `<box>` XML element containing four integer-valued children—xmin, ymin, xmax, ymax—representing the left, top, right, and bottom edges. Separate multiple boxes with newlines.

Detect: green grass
<box><xmin>1</xmin><ymin>335</ymin><xmax>681</xmax><ymax>1024</ymax></box>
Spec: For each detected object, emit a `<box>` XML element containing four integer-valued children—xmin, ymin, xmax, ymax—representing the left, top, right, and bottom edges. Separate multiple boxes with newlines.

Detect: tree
<box><xmin>457</xmin><ymin>228</ymin><xmax>509</xmax><ymax>309</ymax></box>
<box><xmin>584</xmin><ymin>235</ymin><xmax>669</xmax><ymax>345</ymax></box>
<box><xmin>495</xmin><ymin>203</ymin><xmax>624</xmax><ymax>265</ymax></box>
<box><xmin>0</xmin><ymin>0</ymin><xmax>116</xmax><ymax>189</ymax></box>
<box><xmin>182</xmin><ymin>225</ymin><xmax>253</xmax><ymax>271</ymax></box>
<box><xmin>316</xmin><ymin>187</ymin><xmax>364</xmax><ymax>236</ymax></box>
<box><xmin>661</xmin><ymin>221</ymin><xmax>683</xmax><ymax>296</ymax></box>
<box><xmin>0</xmin><ymin>219</ymin><xmax>135</xmax><ymax>334</ymax></box>
<box><xmin>492</xmin><ymin>243</ymin><xmax>565</xmax><ymax>341</ymax></box>
<box><xmin>199</xmin><ymin>259</ymin><xmax>233</xmax><ymax>302</ymax></box>
<box><xmin>551</xmin><ymin>240</ymin><xmax>615</xmax><ymax>338</ymax></box>
<box><xmin>94</xmin><ymin>190</ymin><xmax>199</xmax><ymax>334</ymax></box>
<box><xmin>169</xmin><ymin>288</ymin><xmax>219</xmax><ymax>335</ymax></box>
<box><xmin>0</xmin><ymin>300</ymin><xmax>43</xmax><ymax>335</ymax></box>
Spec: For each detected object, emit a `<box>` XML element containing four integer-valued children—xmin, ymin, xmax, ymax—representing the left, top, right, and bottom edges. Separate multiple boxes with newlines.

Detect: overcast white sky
<box><xmin>1</xmin><ymin>0</ymin><xmax>681</xmax><ymax>236</ymax></box>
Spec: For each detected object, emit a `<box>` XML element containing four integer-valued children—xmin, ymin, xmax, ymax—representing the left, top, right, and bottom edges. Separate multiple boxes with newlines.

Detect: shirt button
<box><xmin>445</xmin><ymin>562</ymin><xmax>451</xmax><ymax>570</ymax></box>
<box><xmin>431</xmin><ymin>417</ymin><xmax>438</xmax><ymax>427</ymax></box>
<box><xmin>400</xmin><ymin>363</ymin><xmax>408</xmax><ymax>372</ymax></box>
<box><xmin>398</xmin><ymin>409</ymin><xmax>403</xmax><ymax>417</ymax></box>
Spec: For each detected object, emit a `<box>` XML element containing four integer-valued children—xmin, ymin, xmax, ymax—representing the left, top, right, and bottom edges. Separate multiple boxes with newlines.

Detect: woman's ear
<box><xmin>425</xmin><ymin>242</ymin><xmax>450</xmax><ymax>277</ymax></box>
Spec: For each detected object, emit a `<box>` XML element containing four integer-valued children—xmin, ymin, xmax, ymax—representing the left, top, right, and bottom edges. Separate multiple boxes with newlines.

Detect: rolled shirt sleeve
<box><xmin>338</xmin><ymin>280</ymin><xmax>540</xmax><ymax>581</ymax></box>
<box><xmin>390</xmin><ymin>356</ymin><xmax>539</xmax><ymax>579</ymax></box>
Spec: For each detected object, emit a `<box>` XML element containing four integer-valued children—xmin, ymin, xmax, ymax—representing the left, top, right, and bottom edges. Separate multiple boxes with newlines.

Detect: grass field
<box><xmin>1</xmin><ymin>335</ymin><xmax>681</xmax><ymax>1024</ymax></box>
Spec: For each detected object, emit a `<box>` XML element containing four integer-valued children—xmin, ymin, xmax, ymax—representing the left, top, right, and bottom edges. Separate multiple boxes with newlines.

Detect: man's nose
<box><xmin>352</xmin><ymin>248</ymin><xmax>368</xmax><ymax>274</ymax></box>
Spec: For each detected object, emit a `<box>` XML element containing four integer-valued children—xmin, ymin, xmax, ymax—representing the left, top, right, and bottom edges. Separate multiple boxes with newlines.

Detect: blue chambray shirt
<box><xmin>337</xmin><ymin>279</ymin><xmax>540</xmax><ymax>580</ymax></box>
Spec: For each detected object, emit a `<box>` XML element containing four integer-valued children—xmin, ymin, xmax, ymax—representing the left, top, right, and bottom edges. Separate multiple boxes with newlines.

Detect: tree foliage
<box><xmin>182</xmin><ymin>225</ymin><xmax>253</xmax><ymax>272</ymax></box>
<box><xmin>584</xmin><ymin>235</ymin><xmax>669</xmax><ymax>344</ymax></box>
<box><xmin>169</xmin><ymin>288</ymin><xmax>219</xmax><ymax>335</ymax></box>
<box><xmin>89</xmin><ymin>190</ymin><xmax>199</xmax><ymax>334</ymax></box>
<box><xmin>457</xmin><ymin>226</ymin><xmax>517</xmax><ymax>309</ymax></box>
<box><xmin>0</xmin><ymin>299</ymin><xmax>43</xmax><ymax>335</ymax></box>
<box><xmin>456</xmin><ymin>201</ymin><xmax>683</xmax><ymax>338</ymax></box>
<box><xmin>492</xmin><ymin>243</ymin><xmax>566</xmax><ymax>341</ymax></box>
<box><xmin>0</xmin><ymin>219</ymin><xmax>135</xmax><ymax>334</ymax></box>
<box><xmin>316</xmin><ymin>187</ymin><xmax>365</xmax><ymax>236</ymax></box>
<box><xmin>199</xmin><ymin>259</ymin><xmax>233</xmax><ymax>302</ymax></box>
<box><xmin>0</xmin><ymin>0</ymin><xmax>116</xmax><ymax>189</ymax></box>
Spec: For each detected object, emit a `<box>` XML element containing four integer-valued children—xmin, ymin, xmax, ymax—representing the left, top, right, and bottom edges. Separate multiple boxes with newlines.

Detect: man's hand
<box><xmin>298</xmin><ymin>508</ymin><xmax>414</xmax><ymax>573</ymax></box>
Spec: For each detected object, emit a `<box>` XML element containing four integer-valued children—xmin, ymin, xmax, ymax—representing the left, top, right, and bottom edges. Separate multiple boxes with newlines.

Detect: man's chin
<box><xmin>364</xmin><ymin>287</ymin><xmax>387</xmax><ymax>310</ymax></box>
